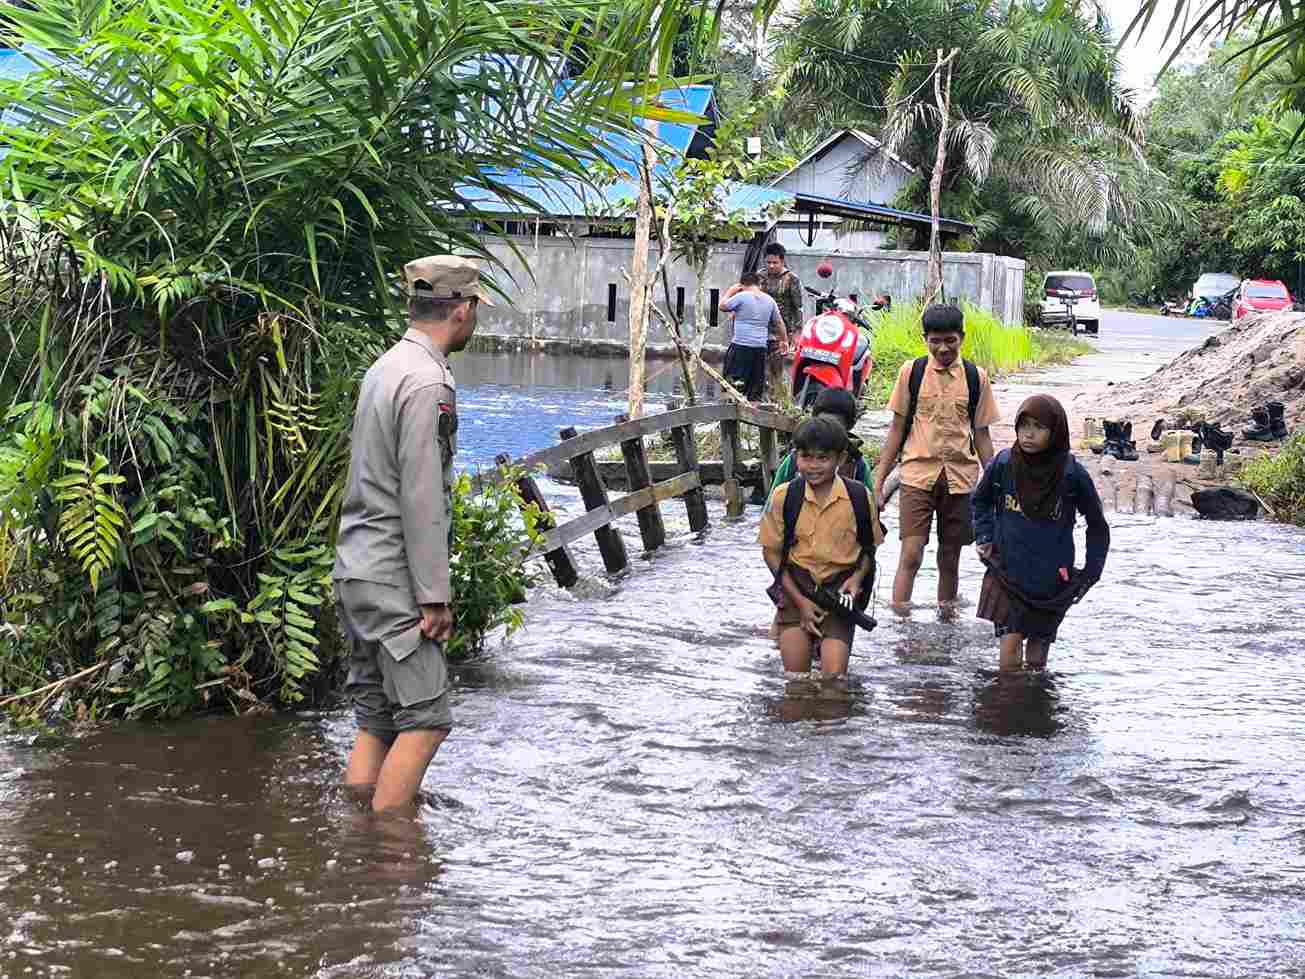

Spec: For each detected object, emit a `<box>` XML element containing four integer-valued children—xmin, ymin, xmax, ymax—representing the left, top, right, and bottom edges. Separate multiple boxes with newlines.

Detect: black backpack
<box><xmin>770</xmin><ymin>476</ymin><xmax>876</xmax><ymax>598</ymax></box>
<box><xmin>900</xmin><ymin>356</ymin><xmax>981</xmax><ymax>452</ymax></box>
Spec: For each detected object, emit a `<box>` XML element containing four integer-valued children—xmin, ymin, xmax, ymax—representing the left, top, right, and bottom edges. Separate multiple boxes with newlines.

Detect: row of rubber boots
<box><xmin>1243</xmin><ymin>401</ymin><xmax>1289</xmax><ymax>442</ymax></box>
<box><xmin>1101</xmin><ymin>421</ymin><xmax>1138</xmax><ymax>461</ymax></box>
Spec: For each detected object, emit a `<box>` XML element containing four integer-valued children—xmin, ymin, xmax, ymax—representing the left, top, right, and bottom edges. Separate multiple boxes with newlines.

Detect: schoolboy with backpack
<box><xmin>759</xmin><ymin>417</ymin><xmax>883</xmax><ymax>674</ymax></box>
<box><xmin>873</xmin><ymin>304</ymin><xmax>1000</xmax><ymax>610</ymax></box>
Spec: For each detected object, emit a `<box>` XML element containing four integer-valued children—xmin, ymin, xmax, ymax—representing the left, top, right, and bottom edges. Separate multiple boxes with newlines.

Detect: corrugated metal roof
<box><xmin>459</xmin><ymin>171</ymin><xmax>791</xmax><ymax>222</ymax></box>
<box><xmin>790</xmin><ymin>191</ymin><xmax>976</xmax><ymax>236</ymax></box>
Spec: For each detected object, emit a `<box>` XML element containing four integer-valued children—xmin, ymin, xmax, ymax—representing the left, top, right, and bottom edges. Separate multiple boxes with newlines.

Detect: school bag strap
<box><xmin>900</xmin><ymin>356</ymin><xmax>981</xmax><ymax>455</ymax></box>
<box><xmin>777</xmin><ymin>476</ymin><xmax>875</xmax><ymax>574</ymax></box>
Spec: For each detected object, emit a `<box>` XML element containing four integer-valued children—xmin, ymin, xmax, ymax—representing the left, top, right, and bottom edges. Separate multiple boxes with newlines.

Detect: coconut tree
<box><xmin>774</xmin><ymin>0</ymin><xmax>1152</xmax><ymax>277</ymax></box>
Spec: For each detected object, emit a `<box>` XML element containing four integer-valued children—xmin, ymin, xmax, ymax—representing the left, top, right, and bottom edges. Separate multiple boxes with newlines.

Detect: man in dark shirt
<box><xmin>757</xmin><ymin>242</ymin><xmax>804</xmax><ymax>401</ymax></box>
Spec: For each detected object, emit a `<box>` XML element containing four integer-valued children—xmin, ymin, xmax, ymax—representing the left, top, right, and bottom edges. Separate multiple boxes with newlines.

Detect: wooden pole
<box><xmin>1136</xmin><ymin>472</ymin><xmax>1155</xmax><ymax>516</ymax></box>
<box><xmin>560</xmin><ymin>427</ymin><xmax>629</xmax><ymax>574</ymax></box>
<box><xmin>497</xmin><ymin>452</ymin><xmax>579</xmax><ymax>587</ymax></box>
<box><xmin>1155</xmin><ymin>476</ymin><xmax>1175</xmax><ymax>517</ymax></box>
<box><xmin>925</xmin><ymin>48</ymin><xmax>959</xmax><ymax>306</ymax></box>
<box><xmin>720</xmin><ymin>418</ymin><xmax>744</xmax><ymax>518</ymax></box>
<box><xmin>668</xmin><ymin>420</ymin><xmax>709</xmax><ymax>532</ymax></box>
<box><xmin>759</xmin><ymin>426</ymin><xmax>777</xmax><ymax>496</ymax></box>
<box><xmin>615</xmin><ymin>413</ymin><xmax>667</xmax><ymax>551</ymax></box>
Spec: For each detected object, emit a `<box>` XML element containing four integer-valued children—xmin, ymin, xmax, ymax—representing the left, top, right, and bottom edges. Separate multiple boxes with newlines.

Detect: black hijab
<box><xmin>1010</xmin><ymin>395</ymin><xmax>1071</xmax><ymax>521</ymax></box>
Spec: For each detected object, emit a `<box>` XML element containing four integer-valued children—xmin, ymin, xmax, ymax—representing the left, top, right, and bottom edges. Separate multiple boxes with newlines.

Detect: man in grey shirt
<box><xmin>719</xmin><ymin>272</ymin><xmax>788</xmax><ymax>401</ymax></box>
<box><xmin>333</xmin><ymin>254</ymin><xmax>491</xmax><ymax>813</ymax></box>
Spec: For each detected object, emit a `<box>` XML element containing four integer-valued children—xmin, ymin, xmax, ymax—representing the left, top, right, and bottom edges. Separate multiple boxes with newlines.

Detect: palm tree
<box><xmin>774</xmin><ymin>0</ymin><xmax>1153</xmax><ymax>268</ymax></box>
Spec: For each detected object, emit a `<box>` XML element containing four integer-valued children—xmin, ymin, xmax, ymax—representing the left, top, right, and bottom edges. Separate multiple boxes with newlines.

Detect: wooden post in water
<box><xmin>720</xmin><ymin>417</ymin><xmax>744</xmax><ymax>518</ymax></box>
<box><xmin>758</xmin><ymin>426</ymin><xmax>777</xmax><ymax>495</ymax></box>
<box><xmin>1136</xmin><ymin>472</ymin><xmax>1155</xmax><ymax>516</ymax></box>
<box><xmin>497</xmin><ymin>452</ymin><xmax>579</xmax><ymax>587</ymax></box>
<box><xmin>668</xmin><ymin>421</ymin><xmax>709</xmax><ymax>533</ymax></box>
<box><xmin>560</xmin><ymin>427</ymin><xmax>629</xmax><ymax>574</ymax></box>
<box><xmin>615</xmin><ymin>414</ymin><xmax>666</xmax><ymax>551</ymax></box>
<box><xmin>1155</xmin><ymin>476</ymin><xmax>1175</xmax><ymax>517</ymax></box>
<box><xmin>1098</xmin><ymin>468</ymin><xmax>1118</xmax><ymax>512</ymax></box>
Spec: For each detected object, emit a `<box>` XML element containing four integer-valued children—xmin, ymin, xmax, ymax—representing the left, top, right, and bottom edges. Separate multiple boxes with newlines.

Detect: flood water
<box><xmin>5</xmin><ymin>333</ymin><xmax>1305</xmax><ymax>977</ymax></box>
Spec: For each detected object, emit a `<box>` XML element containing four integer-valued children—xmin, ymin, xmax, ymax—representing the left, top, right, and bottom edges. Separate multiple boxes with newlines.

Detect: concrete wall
<box><xmin>480</xmin><ymin>237</ymin><xmax>1026</xmax><ymax>350</ymax></box>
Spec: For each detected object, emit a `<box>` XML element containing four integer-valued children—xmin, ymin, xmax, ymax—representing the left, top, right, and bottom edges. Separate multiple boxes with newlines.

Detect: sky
<box><xmin>1104</xmin><ymin>0</ymin><xmax>1213</xmax><ymax>99</ymax></box>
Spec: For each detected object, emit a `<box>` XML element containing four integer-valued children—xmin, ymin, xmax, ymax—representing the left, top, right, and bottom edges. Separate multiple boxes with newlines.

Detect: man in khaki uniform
<box><xmin>756</xmin><ymin>242</ymin><xmax>802</xmax><ymax>399</ymax></box>
<box><xmin>874</xmin><ymin>305</ymin><xmax>999</xmax><ymax>610</ymax></box>
<box><xmin>333</xmin><ymin>255</ymin><xmax>491</xmax><ymax>813</ymax></box>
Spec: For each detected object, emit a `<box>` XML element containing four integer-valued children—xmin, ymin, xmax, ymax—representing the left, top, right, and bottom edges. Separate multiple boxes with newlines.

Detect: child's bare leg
<box><xmin>998</xmin><ymin>633</ymin><xmax>1024</xmax><ymax>672</ymax></box>
<box><xmin>818</xmin><ymin>637</ymin><xmax>851</xmax><ymax>675</ymax></box>
<box><xmin>779</xmin><ymin>626</ymin><xmax>816</xmax><ymax>673</ymax></box>
<box><xmin>1025</xmin><ymin>639</ymin><xmax>1050</xmax><ymax>670</ymax></box>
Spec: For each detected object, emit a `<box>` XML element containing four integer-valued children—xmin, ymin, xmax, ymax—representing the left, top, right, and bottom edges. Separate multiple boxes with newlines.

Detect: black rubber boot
<box><xmin>1102</xmin><ymin>420</ymin><xmax>1122</xmax><ymax>459</ymax></box>
<box><xmin>1243</xmin><ymin>407</ymin><xmax>1275</xmax><ymax>442</ymax></box>
<box><xmin>1150</xmin><ymin>419</ymin><xmax>1165</xmax><ymax>442</ymax></box>
<box><xmin>1199</xmin><ymin>422</ymin><xmax>1234</xmax><ymax>465</ymax></box>
<box><xmin>1118</xmin><ymin>421</ymin><xmax>1139</xmax><ymax>461</ymax></box>
<box><xmin>1267</xmin><ymin>401</ymin><xmax>1289</xmax><ymax>440</ymax></box>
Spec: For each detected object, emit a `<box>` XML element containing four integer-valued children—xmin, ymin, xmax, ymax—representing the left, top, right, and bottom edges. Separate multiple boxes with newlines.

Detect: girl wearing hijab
<box><xmin>971</xmin><ymin>395</ymin><xmax>1110</xmax><ymax>672</ymax></box>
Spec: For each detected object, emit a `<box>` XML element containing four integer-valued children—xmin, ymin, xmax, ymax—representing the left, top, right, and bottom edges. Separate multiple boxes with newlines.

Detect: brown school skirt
<box><xmin>976</xmin><ymin>568</ymin><xmax>1066</xmax><ymax>643</ymax></box>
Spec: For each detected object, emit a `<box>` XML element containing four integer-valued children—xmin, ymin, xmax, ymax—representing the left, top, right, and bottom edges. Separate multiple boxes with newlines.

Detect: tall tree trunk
<box><xmin>627</xmin><ymin>141</ymin><xmax>654</xmax><ymax>419</ymax></box>
<box><xmin>925</xmin><ymin>48</ymin><xmax>958</xmax><ymax>306</ymax></box>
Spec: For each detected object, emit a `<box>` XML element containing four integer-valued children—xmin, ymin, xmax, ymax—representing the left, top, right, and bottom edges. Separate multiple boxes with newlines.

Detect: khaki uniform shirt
<box><xmin>758</xmin><ymin>267</ymin><xmax>804</xmax><ymax>338</ymax></box>
<box><xmin>887</xmin><ymin>355</ymin><xmax>1000</xmax><ymax>493</ymax></box>
<box><xmin>759</xmin><ymin>477</ymin><xmax>881</xmax><ymax>584</ymax></box>
<box><xmin>333</xmin><ymin>329</ymin><xmax>457</xmax><ymax>605</ymax></box>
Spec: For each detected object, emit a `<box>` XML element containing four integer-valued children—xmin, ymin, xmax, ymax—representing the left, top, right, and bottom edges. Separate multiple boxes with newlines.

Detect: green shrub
<box><xmin>445</xmin><ymin>471</ymin><xmax>545</xmax><ymax>661</ymax></box>
<box><xmin>862</xmin><ymin>301</ymin><xmax>1053</xmax><ymax>407</ymax></box>
<box><xmin>1237</xmin><ymin>435</ymin><xmax>1305</xmax><ymax>526</ymax></box>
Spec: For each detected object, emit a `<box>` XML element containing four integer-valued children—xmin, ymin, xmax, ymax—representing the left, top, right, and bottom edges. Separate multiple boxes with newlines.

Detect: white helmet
<box><xmin>834</xmin><ymin>298</ymin><xmax>857</xmax><ymax>315</ymax></box>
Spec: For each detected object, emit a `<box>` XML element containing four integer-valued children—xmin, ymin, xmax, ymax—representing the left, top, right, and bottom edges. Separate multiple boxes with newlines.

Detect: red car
<box><xmin>1233</xmin><ymin>279</ymin><xmax>1294</xmax><ymax>319</ymax></box>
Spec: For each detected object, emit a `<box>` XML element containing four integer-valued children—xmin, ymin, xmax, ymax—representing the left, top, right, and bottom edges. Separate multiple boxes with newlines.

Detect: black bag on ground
<box><xmin>1192</xmin><ymin>487</ymin><xmax>1260</xmax><ymax>521</ymax></box>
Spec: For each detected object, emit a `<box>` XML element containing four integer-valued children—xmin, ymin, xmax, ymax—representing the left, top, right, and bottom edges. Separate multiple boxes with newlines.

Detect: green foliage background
<box><xmin>0</xmin><ymin>0</ymin><xmax>699</xmax><ymax>722</ymax></box>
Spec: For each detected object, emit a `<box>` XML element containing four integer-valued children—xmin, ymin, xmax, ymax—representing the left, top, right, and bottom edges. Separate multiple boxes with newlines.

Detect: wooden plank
<box><xmin>1155</xmin><ymin>476</ymin><xmax>1175</xmax><ymax>517</ymax></box>
<box><xmin>616</xmin><ymin>413</ymin><xmax>667</xmax><ymax>551</ymax></box>
<box><xmin>735</xmin><ymin>402</ymin><xmax>799</xmax><ymax>432</ymax></box>
<box><xmin>514</xmin><ymin>402</ymin><xmax>736</xmax><ymax>474</ymax></box>
<box><xmin>1136</xmin><ymin>473</ymin><xmax>1155</xmax><ymax>516</ymax></box>
<box><xmin>561</xmin><ymin>426</ymin><xmax>628</xmax><ymax>574</ymax></box>
<box><xmin>497</xmin><ymin>452</ymin><xmax>578</xmax><ymax>587</ymax></box>
<box><xmin>720</xmin><ymin>418</ymin><xmax>744</xmax><ymax>519</ymax></box>
<box><xmin>669</xmin><ymin>422</ymin><xmax>709</xmax><ymax>532</ymax></box>
<box><xmin>547</xmin><ymin>458</ymin><xmax>764</xmax><ymax>489</ymax></box>
<box><xmin>528</xmin><ymin>472</ymin><xmax>702</xmax><ymax>555</ymax></box>
<box><xmin>758</xmin><ymin>426</ymin><xmax>777</xmax><ymax>494</ymax></box>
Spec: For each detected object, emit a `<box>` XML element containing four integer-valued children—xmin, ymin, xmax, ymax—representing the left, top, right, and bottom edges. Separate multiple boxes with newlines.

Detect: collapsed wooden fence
<box><xmin>480</xmin><ymin>401</ymin><xmax>798</xmax><ymax>586</ymax></box>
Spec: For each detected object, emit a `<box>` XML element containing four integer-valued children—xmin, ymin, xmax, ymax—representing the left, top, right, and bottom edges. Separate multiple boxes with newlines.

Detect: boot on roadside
<box><xmin>1118</xmin><ymin>421</ymin><xmax>1139</xmax><ymax>461</ymax></box>
<box><xmin>1242</xmin><ymin>407</ymin><xmax>1276</xmax><ymax>442</ymax></box>
<box><xmin>1267</xmin><ymin>401</ymin><xmax>1289</xmax><ymax>440</ymax></box>
<box><xmin>1101</xmin><ymin>420</ymin><xmax>1122</xmax><ymax>459</ymax></box>
<box><xmin>1199</xmin><ymin>422</ymin><xmax>1234</xmax><ymax>464</ymax></box>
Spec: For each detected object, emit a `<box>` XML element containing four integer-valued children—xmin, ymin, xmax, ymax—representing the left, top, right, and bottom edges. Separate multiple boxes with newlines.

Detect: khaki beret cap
<box><xmin>403</xmin><ymin>255</ymin><xmax>495</xmax><ymax>306</ymax></box>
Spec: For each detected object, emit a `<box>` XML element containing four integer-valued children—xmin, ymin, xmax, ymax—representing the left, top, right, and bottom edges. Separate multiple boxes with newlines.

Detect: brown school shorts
<box><xmin>774</xmin><ymin>566</ymin><xmax>858</xmax><ymax>646</ymax></box>
<box><xmin>899</xmin><ymin>476</ymin><xmax>974</xmax><ymax>546</ymax></box>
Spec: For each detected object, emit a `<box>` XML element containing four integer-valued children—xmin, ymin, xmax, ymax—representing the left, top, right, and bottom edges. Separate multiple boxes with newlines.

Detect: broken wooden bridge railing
<box><xmin>481</xmin><ymin>401</ymin><xmax>799</xmax><ymax>588</ymax></box>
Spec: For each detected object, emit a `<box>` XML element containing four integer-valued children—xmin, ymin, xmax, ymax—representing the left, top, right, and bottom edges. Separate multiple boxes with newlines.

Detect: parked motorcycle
<box><xmin>791</xmin><ymin>284</ymin><xmax>875</xmax><ymax>408</ymax></box>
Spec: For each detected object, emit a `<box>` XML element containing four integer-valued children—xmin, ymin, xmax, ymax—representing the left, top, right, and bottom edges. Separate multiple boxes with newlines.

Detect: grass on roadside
<box><xmin>863</xmin><ymin>301</ymin><xmax>1092</xmax><ymax>406</ymax></box>
<box><xmin>1236</xmin><ymin>434</ymin><xmax>1305</xmax><ymax>526</ymax></box>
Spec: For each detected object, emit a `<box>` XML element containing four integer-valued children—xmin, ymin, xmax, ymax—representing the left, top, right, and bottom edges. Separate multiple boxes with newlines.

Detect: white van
<box><xmin>1037</xmin><ymin>270</ymin><xmax>1100</xmax><ymax>334</ymax></box>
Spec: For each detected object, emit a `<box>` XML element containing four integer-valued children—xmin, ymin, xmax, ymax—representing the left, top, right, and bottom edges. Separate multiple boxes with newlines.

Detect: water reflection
<box><xmin>4</xmin><ymin>352</ymin><xmax>1305</xmax><ymax>977</ymax></box>
<box><xmin>971</xmin><ymin>670</ymin><xmax>1063</xmax><ymax>738</ymax></box>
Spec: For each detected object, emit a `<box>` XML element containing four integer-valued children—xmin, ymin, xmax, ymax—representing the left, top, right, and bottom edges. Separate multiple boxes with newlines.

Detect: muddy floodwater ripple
<box><xmin>4</xmin><ymin>338</ymin><xmax>1305</xmax><ymax>977</ymax></box>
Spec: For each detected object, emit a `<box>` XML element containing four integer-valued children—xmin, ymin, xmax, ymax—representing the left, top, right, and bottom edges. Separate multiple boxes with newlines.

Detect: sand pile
<box><xmin>1078</xmin><ymin>310</ymin><xmax>1305</xmax><ymax>432</ymax></box>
